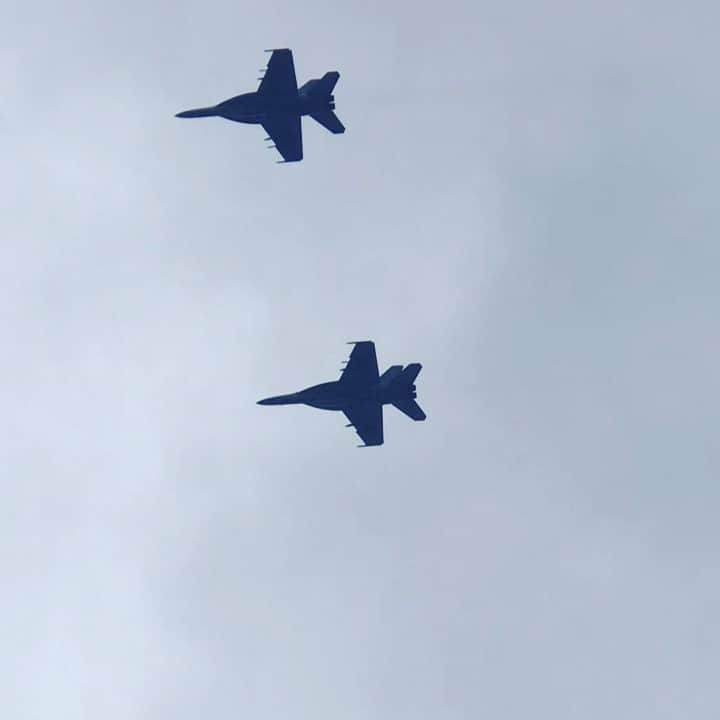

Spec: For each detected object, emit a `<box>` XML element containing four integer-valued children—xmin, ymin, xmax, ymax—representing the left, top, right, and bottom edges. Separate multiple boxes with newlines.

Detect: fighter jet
<box><xmin>175</xmin><ymin>48</ymin><xmax>344</xmax><ymax>163</ymax></box>
<box><xmin>257</xmin><ymin>341</ymin><xmax>426</xmax><ymax>447</ymax></box>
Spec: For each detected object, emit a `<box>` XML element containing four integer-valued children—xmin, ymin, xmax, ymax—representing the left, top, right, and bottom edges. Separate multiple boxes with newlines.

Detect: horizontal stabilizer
<box><xmin>309</xmin><ymin>109</ymin><xmax>345</xmax><ymax>134</ymax></box>
<box><xmin>392</xmin><ymin>398</ymin><xmax>427</xmax><ymax>422</ymax></box>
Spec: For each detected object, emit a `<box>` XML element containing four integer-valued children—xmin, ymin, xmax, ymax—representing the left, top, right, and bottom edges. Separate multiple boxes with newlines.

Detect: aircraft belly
<box><xmin>305</xmin><ymin>399</ymin><xmax>343</xmax><ymax>411</ymax></box>
<box><xmin>221</xmin><ymin>108</ymin><xmax>300</xmax><ymax>124</ymax></box>
<box><xmin>219</xmin><ymin>111</ymin><xmax>265</xmax><ymax>123</ymax></box>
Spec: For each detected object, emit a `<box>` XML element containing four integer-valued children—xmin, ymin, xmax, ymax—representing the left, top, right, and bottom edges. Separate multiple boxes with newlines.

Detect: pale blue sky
<box><xmin>2</xmin><ymin>1</ymin><xmax>719</xmax><ymax>718</ymax></box>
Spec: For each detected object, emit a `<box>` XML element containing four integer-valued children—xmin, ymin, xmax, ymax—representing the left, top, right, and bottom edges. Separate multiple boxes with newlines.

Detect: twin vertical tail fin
<box><xmin>399</xmin><ymin>364</ymin><xmax>422</xmax><ymax>389</ymax></box>
<box><xmin>391</xmin><ymin>364</ymin><xmax>426</xmax><ymax>421</ymax></box>
<box><xmin>379</xmin><ymin>365</ymin><xmax>403</xmax><ymax>387</ymax></box>
<box><xmin>304</xmin><ymin>71</ymin><xmax>345</xmax><ymax>134</ymax></box>
<box><xmin>316</xmin><ymin>71</ymin><xmax>340</xmax><ymax>95</ymax></box>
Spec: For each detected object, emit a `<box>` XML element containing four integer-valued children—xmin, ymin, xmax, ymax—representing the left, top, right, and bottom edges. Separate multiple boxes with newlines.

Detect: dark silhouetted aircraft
<box><xmin>257</xmin><ymin>341</ymin><xmax>426</xmax><ymax>447</ymax></box>
<box><xmin>175</xmin><ymin>48</ymin><xmax>344</xmax><ymax>163</ymax></box>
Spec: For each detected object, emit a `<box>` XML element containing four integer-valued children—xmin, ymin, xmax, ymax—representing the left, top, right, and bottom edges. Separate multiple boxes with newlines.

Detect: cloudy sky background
<box><xmin>2</xmin><ymin>1</ymin><xmax>719</xmax><ymax>718</ymax></box>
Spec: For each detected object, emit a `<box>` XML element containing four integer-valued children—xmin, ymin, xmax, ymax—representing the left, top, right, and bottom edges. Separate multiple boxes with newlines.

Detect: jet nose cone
<box><xmin>175</xmin><ymin>106</ymin><xmax>218</xmax><ymax>119</ymax></box>
<box><xmin>257</xmin><ymin>394</ymin><xmax>296</xmax><ymax>406</ymax></box>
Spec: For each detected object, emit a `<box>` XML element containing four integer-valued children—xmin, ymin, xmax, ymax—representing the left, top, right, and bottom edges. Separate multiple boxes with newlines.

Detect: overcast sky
<box><xmin>2</xmin><ymin>0</ymin><xmax>719</xmax><ymax>718</ymax></box>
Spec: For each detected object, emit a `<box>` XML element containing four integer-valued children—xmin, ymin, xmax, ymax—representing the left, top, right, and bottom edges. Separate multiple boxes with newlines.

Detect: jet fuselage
<box><xmin>175</xmin><ymin>50</ymin><xmax>343</xmax><ymax>163</ymax></box>
<box><xmin>256</xmin><ymin>342</ymin><xmax>424</xmax><ymax>446</ymax></box>
<box><xmin>178</xmin><ymin>88</ymin><xmax>336</xmax><ymax>125</ymax></box>
<box><xmin>258</xmin><ymin>379</ymin><xmax>418</xmax><ymax>412</ymax></box>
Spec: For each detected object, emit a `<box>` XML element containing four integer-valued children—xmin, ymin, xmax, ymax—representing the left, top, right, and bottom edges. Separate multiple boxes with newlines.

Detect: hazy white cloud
<box><xmin>2</xmin><ymin>0</ymin><xmax>718</xmax><ymax>718</ymax></box>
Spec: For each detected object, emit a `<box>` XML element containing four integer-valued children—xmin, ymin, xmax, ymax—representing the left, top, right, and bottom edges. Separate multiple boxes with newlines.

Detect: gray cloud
<box><xmin>2</xmin><ymin>0</ymin><xmax>718</xmax><ymax>718</ymax></box>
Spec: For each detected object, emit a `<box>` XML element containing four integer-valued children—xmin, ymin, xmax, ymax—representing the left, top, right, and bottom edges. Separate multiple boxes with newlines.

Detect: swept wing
<box><xmin>344</xmin><ymin>403</ymin><xmax>384</xmax><ymax>447</ymax></box>
<box><xmin>258</xmin><ymin>49</ymin><xmax>298</xmax><ymax>96</ymax></box>
<box><xmin>262</xmin><ymin>116</ymin><xmax>303</xmax><ymax>162</ymax></box>
<box><xmin>340</xmin><ymin>341</ymin><xmax>379</xmax><ymax>388</ymax></box>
